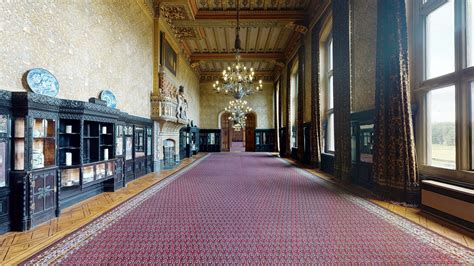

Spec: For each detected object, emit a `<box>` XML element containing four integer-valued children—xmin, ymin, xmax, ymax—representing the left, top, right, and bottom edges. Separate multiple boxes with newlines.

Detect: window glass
<box><xmin>471</xmin><ymin>82</ymin><xmax>474</xmax><ymax>168</ymax></box>
<box><xmin>328</xmin><ymin>39</ymin><xmax>333</xmax><ymax>71</ymax></box>
<box><xmin>425</xmin><ymin>0</ymin><xmax>455</xmax><ymax>79</ymax></box>
<box><xmin>468</xmin><ymin>0</ymin><xmax>474</xmax><ymax>67</ymax></box>
<box><xmin>290</xmin><ymin>71</ymin><xmax>298</xmax><ymax>148</ymax></box>
<box><xmin>428</xmin><ymin>85</ymin><xmax>456</xmax><ymax>169</ymax></box>
<box><xmin>326</xmin><ymin>114</ymin><xmax>335</xmax><ymax>152</ymax></box>
<box><xmin>328</xmin><ymin>75</ymin><xmax>334</xmax><ymax>109</ymax></box>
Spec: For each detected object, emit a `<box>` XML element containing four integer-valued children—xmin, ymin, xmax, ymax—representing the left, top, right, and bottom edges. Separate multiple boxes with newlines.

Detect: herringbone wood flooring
<box><xmin>1</xmin><ymin>154</ymin><xmax>206</xmax><ymax>265</ymax></box>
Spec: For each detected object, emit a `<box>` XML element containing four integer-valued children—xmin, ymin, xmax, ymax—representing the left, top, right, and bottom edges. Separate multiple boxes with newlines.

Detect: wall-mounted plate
<box><xmin>100</xmin><ymin>90</ymin><xmax>117</xmax><ymax>109</ymax></box>
<box><xmin>26</xmin><ymin>68</ymin><xmax>60</xmax><ymax>97</ymax></box>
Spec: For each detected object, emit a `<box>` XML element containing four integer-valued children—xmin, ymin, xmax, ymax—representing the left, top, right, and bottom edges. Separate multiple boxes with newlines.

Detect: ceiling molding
<box><xmin>191</xmin><ymin>52</ymin><xmax>286</xmax><ymax>62</ymax></box>
<box><xmin>172</xmin><ymin>19</ymin><xmax>290</xmax><ymax>28</ymax></box>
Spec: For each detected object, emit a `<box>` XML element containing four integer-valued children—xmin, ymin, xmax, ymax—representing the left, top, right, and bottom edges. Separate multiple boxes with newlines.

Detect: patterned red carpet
<box><xmin>230</xmin><ymin>141</ymin><xmax>245</xmax><ymax>152</ymax></box>
<box><xmin>25</xmin><ymin>153</ymin><xmax>473</xmax><ymax>264</ymax></box>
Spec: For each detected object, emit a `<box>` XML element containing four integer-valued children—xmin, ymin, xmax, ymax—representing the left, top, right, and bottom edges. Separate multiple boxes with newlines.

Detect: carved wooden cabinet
<box><xmin>3</xmin><ymin>91</ymin><xmax>154</xmax><ymax>232</ymax></box>
<box><xmin>124</xmin><ymin>117</ymin><xmax>153</xmax><ymax>184</ymax></box>
<box><xmin>255</xmin><ymin>129</ymin><xmax>276</xmax><ymax>152</ymax></box>
<box><xmin>181</xmin><ymin>126</ymin><xmax>199</xmax><ymax>158</ymax></box>
<box><xmin>0</xmin><ymin>91</ymin><xmax>12</xmax><ymax>233</ymax></box>
<box><xmin>10</xmin><ymin>92</ymin><xmax>60</xmax><ymax>231</ymax></box>
<box><xmin>199</xmin><ymin>129</ymin><xmax>221</xmax><ymax>152</ymax></box>
<box><xmin>350</xmin><ymin>110</ymin><xmax>375</xmax><ymax>189</ymax></box>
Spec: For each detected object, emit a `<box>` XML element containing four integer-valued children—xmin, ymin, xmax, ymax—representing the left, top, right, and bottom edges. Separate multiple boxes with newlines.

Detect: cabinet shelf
<box><xmin>59</xmin><ymin>132</ymin><xmax>81</xmax><ymax>135</ymax></box>
<box><xmin>33</xmin><ymin>136</ymin><xmax>55</xmax><ymax>140</ymax></box>
<box><xmin>59</xmin><ymin>146</ymin><xmax>80</xmax><ymax>149</ymax></box>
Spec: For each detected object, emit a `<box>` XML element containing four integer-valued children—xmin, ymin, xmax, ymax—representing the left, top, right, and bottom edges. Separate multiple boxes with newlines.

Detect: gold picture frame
<box><xmin>161</xmin><ymin>32</ymin><xmax>177</xmax><ymax>76</ymax></box>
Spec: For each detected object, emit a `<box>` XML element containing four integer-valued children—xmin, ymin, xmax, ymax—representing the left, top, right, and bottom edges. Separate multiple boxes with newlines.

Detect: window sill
<box><xmin>419</xmin><ymin>165</ymin><xmax>474</xmax><ymax>188</ymax></box>
<box><xmin>321</xmin><ymin>152</ymin><xmax>335</xmax><ymax>157</ymax></box>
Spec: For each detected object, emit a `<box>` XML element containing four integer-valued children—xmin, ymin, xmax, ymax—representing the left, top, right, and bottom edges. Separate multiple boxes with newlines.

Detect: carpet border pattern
<box><xmin>24</xmin><ymin>154</ymin><xmax>473</xmax><ymax>264</ymax></box>
<box><xmin>283</xmin><ymin>159</ymin><xmax>474</xmax><ymax>264</ymax></box>
<box><xmin>23</xmin><ymin>154</ymin><xmax>211</xmax><ymax>265</ymax></box>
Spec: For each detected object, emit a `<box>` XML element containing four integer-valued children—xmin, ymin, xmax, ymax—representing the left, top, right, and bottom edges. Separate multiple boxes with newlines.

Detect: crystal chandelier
<box><xmin>225</xmin><ymin>99</ymin><xmax>252</xmax><ymax>129</ymax></box>
<box><xmin>213</xmin><ymin>0</ymin><xmax>263</xmax><ymax>100</ymax></box>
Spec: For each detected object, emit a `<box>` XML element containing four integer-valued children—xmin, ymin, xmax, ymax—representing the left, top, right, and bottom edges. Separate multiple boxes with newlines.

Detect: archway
<box><xmin>220</xmin><ymin>111</ymin><xmax>253</xmax><ymax>152</ymax></box>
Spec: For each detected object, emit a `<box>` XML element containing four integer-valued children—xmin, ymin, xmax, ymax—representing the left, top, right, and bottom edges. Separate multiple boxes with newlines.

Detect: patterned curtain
<box><xmin>373</xmin><ymin>0</ymin><xmax>418</xmax><ymax>203</ymax></box>
<box><xmin>297</xmin><ymin>44</ymin><xmax>305</xmax><ymax>160</ymax></box>
<box><xmin>333</xmin><ymin>0</ymin><xmax>352</xmax><ymax>181</ymax></box>
<box><xmin>285</xmin><ymin>63</ymin><xmax>292</xmax><ymax>156</ymax></box>
<box><xmin>310</xmin><ymin>24</ymin><xmax>322</xmax><ymax>167</ymax></box>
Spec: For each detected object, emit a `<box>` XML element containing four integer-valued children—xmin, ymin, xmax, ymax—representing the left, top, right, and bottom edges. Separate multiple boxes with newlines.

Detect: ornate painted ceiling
<box><xmin>156</xmin><ymin>0</ymin><xmax>326</xmax><ymax>82</ymax></box>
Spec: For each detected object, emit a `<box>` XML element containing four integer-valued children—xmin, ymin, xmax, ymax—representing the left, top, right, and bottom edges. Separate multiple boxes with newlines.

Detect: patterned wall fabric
<box><xmin>297</xmin><ymin>45</ymin><xmax>305</xmax><ymax>160</ymax></box>
<box><xmin>373</xmin><ymin>0</ymin><xmax>418</xmax><ymax>203</ymax></box>
<box><xmin>310</xmin><ymin>23</ymin><xmax>322</xmax><ymax>167</ymax></box>
<box><xmin>332</xmin><ymin>0</ymin><xmax>352</xmax><ymax>181</ymax></box>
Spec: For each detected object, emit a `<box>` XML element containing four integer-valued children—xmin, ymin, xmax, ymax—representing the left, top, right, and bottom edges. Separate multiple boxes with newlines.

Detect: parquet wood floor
<box><xmin>1</xmin><ymin>154</ymin><xmax>206</xmax><ymax>265</ymax></box>
<box><xmin>2</xmin><ymin>153</ymin><xmax>472</xmax><ymax>265</ymax></box>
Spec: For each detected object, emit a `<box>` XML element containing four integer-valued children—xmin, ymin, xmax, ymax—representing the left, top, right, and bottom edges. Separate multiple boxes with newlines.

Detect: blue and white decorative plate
<box><xmin>100</xmin><ymin>90</ymin><xmax>117</xmax><ymax>108</ymax></box>
<box><xmin>26</xmin><ymin>68</ymin><xmax>60</xmax><ymax>97</ymax></box>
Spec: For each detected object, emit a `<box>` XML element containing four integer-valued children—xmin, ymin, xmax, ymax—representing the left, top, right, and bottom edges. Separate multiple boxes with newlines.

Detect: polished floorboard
<box><xmin>2</xmin><ymin>153</ymin><xmax>473</xmax><ymax>264</ymax></box>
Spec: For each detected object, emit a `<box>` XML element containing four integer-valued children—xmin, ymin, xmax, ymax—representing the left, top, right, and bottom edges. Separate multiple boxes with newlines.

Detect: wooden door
<box><xmin>221</xmin><ymin>112</ymin><xmax>231</xmax><ymax>152</ymax></box>
<box><xmin>245</xmin><ymin>113</ymin><xmax>256</xmax><ymax>152</ymax></box>
<box><xmin>232</xmin><ymin>128</ymin><xmax>243</xmax><ymax>142</ymax></box>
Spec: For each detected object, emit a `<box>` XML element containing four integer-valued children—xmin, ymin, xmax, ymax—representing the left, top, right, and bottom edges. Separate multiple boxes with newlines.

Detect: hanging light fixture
<box><xmin>213</xmin><ymin>0</ymin><xmax>263</xmax><ymax>99</ymax></box>
<box><xmin>225</xmin><ymin>99</ymin><xmax>252</xmax><ymax>129</ymax></box>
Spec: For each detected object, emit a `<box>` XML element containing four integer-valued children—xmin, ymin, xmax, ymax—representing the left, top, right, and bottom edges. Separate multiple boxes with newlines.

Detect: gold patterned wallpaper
<box><xmin>0</xmin><ymin>1</ymin><xmax>153</xmax><ymax>117</ymax></box>
<box><xmin>199</xmin><ymin>83</ymin><xmax>274</xmax><ymax>129</ymax></box>
<box><xmin>351</xmin><ymin>0</ymin><xmax>377</xmax><ymax>112</ymax></box>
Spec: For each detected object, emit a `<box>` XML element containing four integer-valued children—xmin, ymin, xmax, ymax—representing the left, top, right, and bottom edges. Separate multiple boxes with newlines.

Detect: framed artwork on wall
<box><xmin>161</xmin><ymin>32</ymin><xmax>177</xmax><ymax>76</ymax></box>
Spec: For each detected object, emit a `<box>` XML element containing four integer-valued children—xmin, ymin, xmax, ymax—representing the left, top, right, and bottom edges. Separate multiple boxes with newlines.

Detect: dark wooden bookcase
<box><xmin>10</xmin><ymin>92</ymin><xmax>60</xmax><ymax>231</ymax></box>
<box><xmin>255</xmin><ymin>129</ymin><xmax>276</xmax><ymax>152</ymax></box>
<box><xmin>4</xmin><ymin>91</ymin><xmax>154</xmax><ymax>232</ymax></box>
<box><xmin>199</xmin><ymin>129</ymin><xmax>221</xmax><ymax>152</ymax></box>
<box><xmin>0</xmin><ymin>91</ymin><xmax>12</xmax><ymax>234</ymax></box>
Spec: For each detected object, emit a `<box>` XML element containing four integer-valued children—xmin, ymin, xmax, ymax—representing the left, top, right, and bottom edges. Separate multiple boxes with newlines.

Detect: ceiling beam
<box><xmin>191</xmin><ymin>52</ymin><xmax>286</xmax><ymax>62</ymax></box>
<box><xmin>194</xmin><ymin>10</ymin><xmax>306</xmax><ymax>20</ymax></box>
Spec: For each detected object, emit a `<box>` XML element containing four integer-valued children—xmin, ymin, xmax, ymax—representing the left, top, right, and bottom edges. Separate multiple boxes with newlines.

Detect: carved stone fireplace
<box><xmin>151</xmin><ymin>71</ymin><xmax>188</xmax><ymax>170</ymax></box>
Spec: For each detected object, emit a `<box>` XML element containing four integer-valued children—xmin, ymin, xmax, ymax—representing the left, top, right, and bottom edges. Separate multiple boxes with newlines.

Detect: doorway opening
<box><xmin>220</xmin><ymin>112</ymin><xmax>257</xmax><ymax>152</ymax></box>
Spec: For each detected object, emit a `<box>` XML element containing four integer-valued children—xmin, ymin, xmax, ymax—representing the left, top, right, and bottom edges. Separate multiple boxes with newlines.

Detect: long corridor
<box><xmin>26</xmin><ymin>153</ymin><xmax>472</xmax><ymax>264</ymax></box>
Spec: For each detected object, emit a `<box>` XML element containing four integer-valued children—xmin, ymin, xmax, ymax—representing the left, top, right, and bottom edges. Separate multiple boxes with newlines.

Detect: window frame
<box><xmin>412</xmin><ymin>0</ymin><xmax>474</xmax><ymax>183</ymax></box>
<box><xmin>325</xmin><ymin>36</ymin><xmax>335</xmax><ymax>154</ymax></box>
<box><xmin>290</xmin><ymin>62</ymin><xmax>299</xmax><ymax>149</ymax></box>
